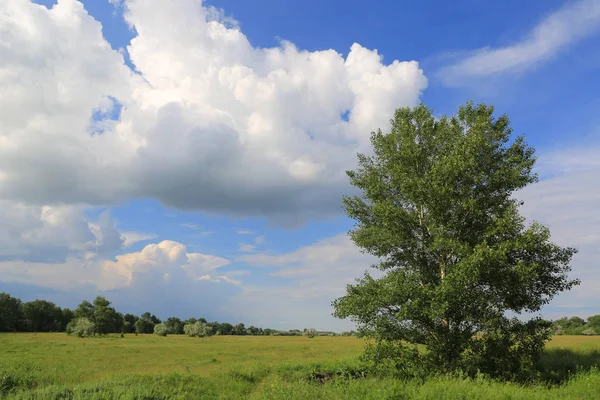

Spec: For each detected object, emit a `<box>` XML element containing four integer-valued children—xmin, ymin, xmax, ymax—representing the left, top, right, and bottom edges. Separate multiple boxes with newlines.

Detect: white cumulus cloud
<box><xmin>0</xmin><ymin>0</ymin><xmax>427</xmax><ymax>226</ymax></box>
<box><xmin>0</xmin><ymin>202</ymin><xmax>123</xmax><ymax>263</ymax></box>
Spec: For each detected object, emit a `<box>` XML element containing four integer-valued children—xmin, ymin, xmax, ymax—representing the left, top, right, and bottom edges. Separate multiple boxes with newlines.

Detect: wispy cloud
<box><xmin>438</xmin><ymin>0</ymin><xmax>600</xmax><ymax>85</ymax></box>
<box><xmin>254</xmin><ymin>235</ymin><xmax>267</xmax><ymax>245</ymax></box>
<box><xmin>122</xmin><ymin>232</ymin><xmax>157</xmax><ymax>248</ymax></box>
<box><xmin>180</xmin><ymin>223</ymin><xmax>201</xmax><ymax>230</ymax></box>
<box><xmin>238</xmin><ymin>243</ymin><xmax>257</xmax><ymax>253</ymax></box>
<box><xmin>180</xmin><ymin>223</ymin><xmax>212</xmax><ymax>237</ymax></box>
<box><xmin>226</xmin><ymin>270</ymin><xmax>251</xmax><ymax>277</ymax></box>
<box><xmin>236</xmin><ymin>230</ymin><xmax>254</xmax><ymax>235</ymax></box>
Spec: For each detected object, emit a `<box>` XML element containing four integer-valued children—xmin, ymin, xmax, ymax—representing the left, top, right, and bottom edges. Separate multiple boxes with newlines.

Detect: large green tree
<box><xmin>333</xmin><ymin>103</ymin><xmax>578</xmax><ymax>379</ymax></box>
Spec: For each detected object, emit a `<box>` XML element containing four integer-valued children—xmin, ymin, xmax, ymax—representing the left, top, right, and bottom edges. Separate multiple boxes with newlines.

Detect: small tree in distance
<box><xmin>184</xmin><ymin>321</ymin><xmax>213</xmax><ymax>338</ymax></box>
<box><xmin>333</xmin><ymin>102</ymin><xmax>578</xmax><ymax>380</ymax></box>
<box><xmin>154</xmin><ymin>323</ymin><xmax>168</xmax><ymax>337</ymax></box>
<box><xmin>304</xmin><ymin>328</ymin><xmax>317</xmax><ymax>338</ymax></box>
<box><xmin>72</xmin><ymin>318</ymin><xmax>95</xmax><ymax>338</ymax></box>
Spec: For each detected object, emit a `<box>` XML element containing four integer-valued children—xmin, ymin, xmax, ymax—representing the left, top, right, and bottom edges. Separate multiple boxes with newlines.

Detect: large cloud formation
<box><xmin>0</xmin><ymin>0</ymin><xmax>427</xmax><ymax>225</ymax></box>
<box><xmin>0</xmin><ymin>0</ymin><xmax>426</xmax><ymax>326</ymax></box>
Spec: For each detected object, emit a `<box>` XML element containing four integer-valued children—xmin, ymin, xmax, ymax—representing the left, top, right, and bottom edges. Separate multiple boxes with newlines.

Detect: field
<box><xmin>1</xmin><ymin>334</ymin><xmax>600</xmax><ymax>399</ymax></box>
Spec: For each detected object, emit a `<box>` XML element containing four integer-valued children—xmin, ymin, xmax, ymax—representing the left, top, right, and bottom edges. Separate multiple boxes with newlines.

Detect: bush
<box><xmin>553</xmin><ymin>325</ymin><xmax>565</xmax><ymax>335</ymax></box>
<box><xmin>154</xmin><ymin>323</ymin><xmax>168</xmax><ymax>337</ymax></box>
<box><xmin>183</xmin><ymin>322</ymin><xmax>213</xmax><ymax>338</ymax></box>
<box><xmin>583</xmin><ymin>328</ymin><xmax>597</xmax><ymax>336</ymax></box>
<box><xmin>71</xmin><ymin>318</ymin><xmax>95</xmax><ymax>338</ymax></box>
<box><xmin>361</xmin><ymin>340</ymin><xmax>427</xmax><ymax>379</ymax></box>
<box><xmin>304</xmin><ymin>328</ymin><xmax>317</xmax><ymax>338</ymax></box>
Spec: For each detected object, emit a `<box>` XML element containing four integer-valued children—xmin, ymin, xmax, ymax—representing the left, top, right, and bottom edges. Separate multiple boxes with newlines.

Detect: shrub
<box><xmin>71</xmin><ymin>318</ymin><xmax>95</xmax><ymax>338</ymax></box>
<box><xmin>183</xmin><ymin>322</ymin><xmax>213</xmax><ymax>338</ymax></box>
<box><xmin>553</xmin><ymin>325</ymin><xmax>565</xmax><ymax>335</ymax></box>
<box><xmin>154</xmin><ymin>323</ymin><xmax>168</xmax><ymax>337</ymax></box>
<box><xmin>304</xmin><ymin>328</ymin><xmax>317</xmax><ymax>338</ymax></box>
<box><xmin>583</xmin><ymin>328</ymin><xmax>597</xmax><ymax>336</ymax></box>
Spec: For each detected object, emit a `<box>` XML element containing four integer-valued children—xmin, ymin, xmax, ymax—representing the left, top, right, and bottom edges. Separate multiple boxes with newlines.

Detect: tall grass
<box><xmin>1</xmin><ymin>333</ymin><xmax>599</xmax><ymax>399</ymax></box>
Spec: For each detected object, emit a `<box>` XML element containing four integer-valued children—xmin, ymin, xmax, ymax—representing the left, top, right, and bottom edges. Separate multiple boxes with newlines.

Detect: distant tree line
<box><xmin>0</xmin><ymin>292</ymin><xmax>356</xmax><ymax>337</ymax></box>
<box><xmin>551</xmin><ymin>316</ymin><xmax>600</xmax><ymax>336</ymax></box>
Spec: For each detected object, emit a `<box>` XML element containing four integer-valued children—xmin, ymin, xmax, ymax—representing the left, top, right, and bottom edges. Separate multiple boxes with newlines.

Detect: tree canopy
<box><xmin>333</xmin><ymin>102</ymin><xmax>578</xmax><ymax>379</ymax></box>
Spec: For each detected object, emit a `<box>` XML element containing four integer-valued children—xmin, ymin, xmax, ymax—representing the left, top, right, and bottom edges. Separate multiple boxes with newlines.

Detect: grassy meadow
<box><xmin>1</xmin><ymin>333</ymin><xmax>600</xmax><ymax>399</ymax></box>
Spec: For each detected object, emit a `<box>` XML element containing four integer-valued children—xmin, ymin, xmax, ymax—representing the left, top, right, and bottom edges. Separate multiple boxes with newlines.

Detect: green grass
<box><xmin>1</xmin><ymin>333</ymin><xmax>600</xmax><ymax>399</ymax></box>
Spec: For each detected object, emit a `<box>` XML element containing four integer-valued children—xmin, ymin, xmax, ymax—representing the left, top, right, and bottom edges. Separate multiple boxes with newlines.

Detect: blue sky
<box><xmin>1</xmin><ymin>0</ymin><xmax>599</xmax><ymax>330</ymax></box>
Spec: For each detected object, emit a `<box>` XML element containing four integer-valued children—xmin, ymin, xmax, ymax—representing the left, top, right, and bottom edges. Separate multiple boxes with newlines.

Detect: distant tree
<box><xmin>22</xmin><ymin>299</ymin><xmax>64</xmax><ymax>332</ymax></box>
<box><xmin>207</xmin><ymin>321</ymin><xmax>220</xmax><ymax>335</ymax></box>
<box><xmin>246</xmin><ymin>326</ymin><xmax>259</xmax><ymax>335</ymax></box>
<box><xmin>583</xmin><ymin>328</ymin><xmax>598</xmax><ymax>336</ymax></box>
<box><xmin>154</xmin><ymin>323</ymin><xmax>168</xmax><ymax>336</ymax></box>
<box><xmin>72</xmin><ymin>318</ymin><xmax>95</xmax><ymax>338</ymax></box>
<box><xmin>62</xmin><ymin>308</ymin><xmax>74</xmax><ymax>330</ymax></box>
<box><xmin>203</xmin><ymin>325</ymin><xmax>214</xmax><ymax>337</ymax></box>
<box><xmin>218</xmin><ymin>322</ymin><xmax>233</xmax><ymax>335</ymax></box>
<box><xmin>92</xmin><ymin>296</ymin><xmax>121</xmax><ymax>334</ymax></box>
<box><xmin>0</xmin><ymin>293</ymin><xmax>24</xmax><ymax>332</ymax></box>
<box><xmin>304</xmin><ymin>328</ymin><xmax>317</xmax><ymax>338</ymax></box>
<box><xmin>341</xmin><ymin>331</ymin><xmax>351</xmax><ymax>337</ymax></box>
<box><xmin>74</xmin><ymin>300</ymin><xmax>95</xmax><ymax>321</ymax></box>
<box><xmin>183</xmin><ymin>323</ymin><xmax>198</xmax><ymax>337</ymax></box>
<box><xmin>333</xmin><ymin>103</ymin><xmax>578</xmax><ymax>379</ymax></box>
<box><xmin>184</xmin><ymin>321</ymin><xmax>213</xmax><ymax>338</ymax></box>
<box><xmin>263</xmin><ymin>328</ymin><xmax>274</xmax><ymax>336</ymax></box>
<box><xmin>587</xmin><ymin>315</ymin><xmax>600</xmax><ymax>328</ymax></box>
<box><xmin>552</xmin><ymin>325</ymin><xmax>565</xmax><ymax>335</ymax></box>
<box><xmin>123</xmin><ymin>314</ymin><xmax>138</xmax><ymax>334</ymax></box>
<box><xmin>165</xmin><ymin>317</ymin><xmax>184</xmax><ymax>334</ymax></box>
<box><xmin>567</xmin><ymin>317</ymin><xmax>586</xmax><ymax>329</ymax></box>
<box><xmin>150</xmin><ymin>314</ymin><xmax>162</xmax><ymax>325</ymax></box>
<box><xmin>233</xmin><ymin>323</ymin><xmax>246</xmax><ymax>335</ymax></box>
<box><xmin>114</xmin><ymin>312</ymin><xmax>125</xmax><ymax>333</ymax></box>
<box><xmin>135</xmin><ymin>313</ymin><xmax>156</xmax><ymax>334</ymax></box>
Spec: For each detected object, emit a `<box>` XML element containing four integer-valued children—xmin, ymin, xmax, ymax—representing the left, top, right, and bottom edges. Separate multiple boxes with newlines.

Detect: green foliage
<box><xmin>233</xmin><ymin>323</ymin><xmax>246</xmax><ymax>335</ymax></box>
<box><xmin>360</xmin><ymin>340</ymin><xmax>427</xmax><ymax>379</ymax></box>
<box><xmin>92</xmin><ymin>296</ymin><xmax>122</xmax><ymax>335</ymax></box>
<box><xmin>73</xmin><ymin>297</ymin><xmax>122</xmax><ymax>335</ymax></box>
<box><xmin>0</xmin><ymin>361</ymin><xmax>40</xmax><ymax>396</ymax></box>
<box><xmin>71</xmin><ymin>318</ymin><xmax>95</xmax><ymax>338</ymax></box>
<box><xmin>165</xmin><ymin>317</ymin><xmax>185</xmax><ymax>334</ymax></box>
<box><xmin>122</xmin><ymin>313</ymin><xmax>138</xmax><ymax>333</ymax></box>
<box><xmin>153</xmin><ymin>323</ymin><xmax>168</xmax><ymax>336</ymax></box>
<box><xmin>304</xmin><ymin>328</ymin><xmax>318</xmax><ymax>338</ymax></box>
<box><xmin>184</xmin><ymin>321</ymin><xmax>214</xmax><ymax>337</ymax></box>
<box><xmin>0</xmin><ymin>293</ymin><xmax>25</xmax><ymax>332</ymax></box>
<box><xmin>21</xmin><ymin>300</ymin><xmax>68</xmax><ymax>332</ymax></box>
<box><xmin>333</xmin><ymin>102</ymin><xmax>579</xmax><ymax>379</ymax></box>
<box><xmin>588</xmin><ymin>315</ymin><xmax>600</xmax><ymax>328</ymax></box>
<box><xmin>218</xmin><ymin>322</ymin><xmax>234</xmax><ymax>335</ymax></box>
<box><xmin>552</xmin><ymin>315</ymin><xmax>600</xmax><ymax>335</ymax></box>
<box><xmin>134</xmin><ymin>312</ymin><xmax>160</xmax><ymax>334</ymax></box>
<box><xmin>0</xmin><ymin>291</ymin><xmax>326</xmax><ymax>337</ymax></box>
